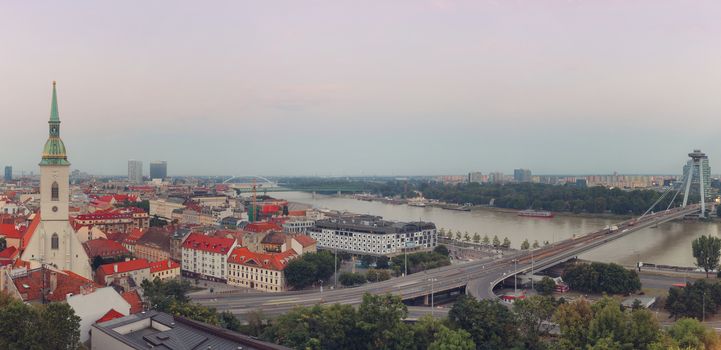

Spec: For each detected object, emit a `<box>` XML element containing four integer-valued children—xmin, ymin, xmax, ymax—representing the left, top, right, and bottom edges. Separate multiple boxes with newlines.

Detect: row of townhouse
<box><xmin>180</xmin><ymin>232</ymin><xmax>315</xmax><ymax>292</ymax></box>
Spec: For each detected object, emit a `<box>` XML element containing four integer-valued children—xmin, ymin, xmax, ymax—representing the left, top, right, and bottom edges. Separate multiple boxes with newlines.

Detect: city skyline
<box><xmin>1</xmin><ymin>1</ymin><xmax>720</xmax><ymax>176</ymax></box>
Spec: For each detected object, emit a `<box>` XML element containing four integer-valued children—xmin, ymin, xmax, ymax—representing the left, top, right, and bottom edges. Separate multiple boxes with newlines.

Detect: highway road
<box><xmin>193</xmin><ymin>204</ymin><xmax>700</xmax><ymax>318</ymax></box>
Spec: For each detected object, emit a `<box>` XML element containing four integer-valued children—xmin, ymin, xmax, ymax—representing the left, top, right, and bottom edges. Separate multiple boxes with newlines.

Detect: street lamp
<box><xmin>319</xmin><ymin>279</ymin><xmax>324</xmax><ymax>301</ymax></box>
<box><xmin>513</xmin><ymin>259</ymin><xmax>518</xmax><ymax>296</ymax></box>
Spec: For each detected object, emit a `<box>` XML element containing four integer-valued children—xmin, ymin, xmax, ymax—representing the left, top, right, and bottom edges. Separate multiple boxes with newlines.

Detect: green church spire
<box><xmin>50</xmin><ymin>80</ymin><xmax>60</xmax><ymax>123</ymax></box>
<box><xmin>40</xmin><ymin>81</ymin><xmax>70</xmax><ymax>166</ymax></box>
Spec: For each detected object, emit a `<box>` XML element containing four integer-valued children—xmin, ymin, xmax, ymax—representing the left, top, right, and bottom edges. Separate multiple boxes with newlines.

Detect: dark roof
<box><xmin>136</xmin><ymin>228</ymin><xmax>171</xmax><ymax>251</ymax></box>
<box><xmin>93</xmin><ymin>311</ymin><xmax>289</xmax><ymax>350</ymax></box>
<box><xmin>311</xmin><ymin>218</ymin><xmax>436</xmax><ymax>235</ymax></box>
<box><xmin>261</xmin><ymin>231</ymin><xmax>287</xmax><ymax>245</ymax></box>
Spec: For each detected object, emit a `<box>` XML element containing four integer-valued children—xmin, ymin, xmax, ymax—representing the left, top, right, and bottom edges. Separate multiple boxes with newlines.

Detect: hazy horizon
<box><xmin>1</xmin><ymin>1</ymin><xmax>719</xmax><ymax>177</ymax></box>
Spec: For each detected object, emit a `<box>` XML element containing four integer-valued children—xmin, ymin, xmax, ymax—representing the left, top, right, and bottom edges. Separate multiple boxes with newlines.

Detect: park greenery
<box><xmin>140</xmin><ymin>278</ymin><xmax>241</xmax><ymax>331</ymax></box>
<box><xmin>282</xmin><ymin>178</ymin><xmax>683</xmax><ymax>215</ymax></box>
<box><xmin>339</xmin><ymin>272</ymin><xmax>367</xmax><ymax>286</ymax></box>
<box><xmin>366</xmin><ymin>268</ymin><xmax>391</xmax><ymax>282</ymax></box>
<box><xmin>256</xmin><ymin>292</ymin><xmax>715</xmax><ymax>350</ymax></box>
<box><xmin>391</xmin><ymin>251</ymin><xmax>451</xmax><ymax>275</ymax></box>
<box><xmin>283</xmin><ymin>250</ymin><xmax>337</xmax><ymax>289</ymax></box>
<box><xmin>0</xmin><ymin>292</ymin><xmax>82</xmax><ymax>349</ymax></box>
<box><xmin>562</xmin><ymin>262</ymin><xmax>641</xmax><ymax>295</ymax></box>
<box><xmin>665</xmin><ymin>279</ymin><xmax>721</xmax><ymax>321</ymax></box>
<box><xmin>692</xmin><ymin>235</ymin><xmax>721</xmax><ymax>278</ymax></box>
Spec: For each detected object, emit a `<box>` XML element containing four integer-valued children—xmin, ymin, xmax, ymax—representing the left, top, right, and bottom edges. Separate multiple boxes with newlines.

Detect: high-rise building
<box><xmin>489</xmin><ymin>172</ymin><xmax>505</xmax><ymax>184</ymax></box>
<box><xmin>150</xmin><ymin>161</ymin><xmax>167</xmax><ymax>180</ymax></box>
<box><xmin>127</xmin><ymin>160</ymin><xmax>143</xmax><ymax>183</ymax></box>
<box><xmin>3</xmin><ymin>166</ymin><xmax>11</xmax><ymax>181</ymax></box>
<box><xmin>468</xmin><ymin>172</ymin><xmax>483</xmax><ymax>183</ymax></box>
<box><xmin>513</xmin><ymin>169</ymin><xmax>532</xmax><ymax>182</ymax></box>
<box><xmin>20</xmin><ymin>82</ymin><xmax>92</xmax><ymax>279</ymax></box>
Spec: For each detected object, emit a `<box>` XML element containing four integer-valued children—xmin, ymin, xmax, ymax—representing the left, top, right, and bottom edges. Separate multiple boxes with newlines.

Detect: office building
<box><xmin>127</xmin><ymin>160</ymin><xmax>143</xmax><ymax>183</ymax></box>
<box><xmin>308</xmin><ymin>215</ymin><xmax>437</xmax><ymax>256</ymax></box>
<box><xmin>514</xmin><ymin>169</ymin><xmax>532</xmax><ymax>183</ymax></box>
<box><xmin>149</xmin><ymin>160</ymin><xmax>167</xmax><ymax>180</ymax></box>
<box><xmin>3</xmin><ymin>166</ymin><xmax>11</xmax><ymax>182</ymax></box>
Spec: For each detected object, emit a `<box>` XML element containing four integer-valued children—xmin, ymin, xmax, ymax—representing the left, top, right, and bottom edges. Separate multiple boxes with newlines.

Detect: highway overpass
<box><xmin>192</xmin><ymin>204</ymin><xmax>701</xmax><ymax>319</ymax></box>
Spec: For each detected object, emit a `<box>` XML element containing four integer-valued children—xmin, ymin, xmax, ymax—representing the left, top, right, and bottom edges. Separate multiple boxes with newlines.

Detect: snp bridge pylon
<box><xmin>681</xmin><ymin>149</ymin><xmax>711</xmax><ymax>217</ymax></box>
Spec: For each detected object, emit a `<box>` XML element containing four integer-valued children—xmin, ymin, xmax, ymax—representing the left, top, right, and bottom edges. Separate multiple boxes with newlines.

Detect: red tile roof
<box><xmin>244</xmin><ymin>222</ymin><xmax>282</xmax><ymax>233</ymax></box>
<box><xmin>98</xmin><ymin>259</ymin><xmax>150</xmax><ymax>276</ymax></box>
<box><xmin>13</xmin><ymin>268</ymin><xmax>100</xmax><ymax>302</ymax></box>
<box><xmin>293</xmin><ymin>235</ymin><xmax>317</xmax><ymax>248</ymax></box>
<box><xmin>83</xmin><ymin>239</ymin><xmax>129</xmax><ymax>259</ymax></box>
<box><xmin>96</xmin><ymin>309</ymin><xmax>126</xmax><ymax>324</ymax></box>
<box><xmin>0</xmin><ymin>246</ymin><xmax>19</xmax><ymax>259</ymax></box>
<box><xmin>182</xmin><ymin>233</ymin><xmax>236</xmax><ymax>255</ymax></box>
<box><xmin>21</xmin><ymin>213</ymin><xmax>41</xmax><ymax>250</ymax></box>
<box><xmin>123</xmin><ymin>228</ymin><xmax>146</xmax><ymax>245</ymax></box>
<box><xmin>149</xmin><ymin>259</ymin><xmax>180</xmax><ymax>273</ymax></box>
<box><xmin>0</xmin><ymin>224</ymin><xmax>22</xmax><ymax>239</ymax></box>
<box><xmin>227</xmin><ymin>247</ymin><xmax>296</xmax><ymax>271</ymax></box>
<box><xmin>121</xmin><ymin>290</ymin><xmax>143</xmax><ymax>314</ymax></box>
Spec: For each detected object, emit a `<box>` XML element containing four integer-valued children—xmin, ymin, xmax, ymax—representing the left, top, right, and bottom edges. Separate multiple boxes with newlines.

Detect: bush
<box><xmin>433</xmin><ymin>245</ymin><xmax>449</xmax><ymax>257</ymax></box>
<box><xmin>366</xmin><ymin>269</ymin><xmax>391</xmax><ymax>282</ymax></box>
<box><xmin>339</xmin><ymin>272</ymin><xmax>367</xmax><ymax>286</ymax></box>
<box><xmin>391</xmin><ymin>251</ymin><xmax>451</xmax><ymax>275</ymax></box>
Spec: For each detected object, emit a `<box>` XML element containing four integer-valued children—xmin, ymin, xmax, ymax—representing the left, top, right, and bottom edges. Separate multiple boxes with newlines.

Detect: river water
<box><xmin>280</xmin><ymin>192</ymin><xmax>721</xmax><ymax>267</ymax></box>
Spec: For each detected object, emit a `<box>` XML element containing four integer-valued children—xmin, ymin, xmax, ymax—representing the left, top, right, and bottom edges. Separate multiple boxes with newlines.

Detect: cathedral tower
<box><xmin>21</xmin><ymin>82</ymin><xmax>92</xmax><ymax>279</ymax></box>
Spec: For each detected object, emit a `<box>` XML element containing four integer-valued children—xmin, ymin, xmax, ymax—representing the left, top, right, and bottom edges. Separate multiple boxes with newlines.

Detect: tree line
<box><xmin>562</xmin><ymin>262</ymin><xmax>642</xmax><ymax>295</ymax></box>
<box><xmin>283</xmin><ymin>178</ymin><xmax>684</xmax><ymax>215</ymax></box>
<box><xmin>256</xmin><ymin>292</ymin><xmax>718</xmax><ymax>350</ymax></box>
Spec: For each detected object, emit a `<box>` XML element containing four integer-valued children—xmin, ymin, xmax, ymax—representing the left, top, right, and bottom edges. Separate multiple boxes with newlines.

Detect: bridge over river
<box><xmin>192</xmin><ymin>204</ymin><xmax>701</xmax><ymax>319</ymax></box>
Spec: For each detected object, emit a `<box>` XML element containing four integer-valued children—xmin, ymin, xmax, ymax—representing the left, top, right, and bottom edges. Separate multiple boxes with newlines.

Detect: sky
<box><xmin>1</xmin><ymin>1</ymin><xmax>720</xmax><ymax>177</ymax></box>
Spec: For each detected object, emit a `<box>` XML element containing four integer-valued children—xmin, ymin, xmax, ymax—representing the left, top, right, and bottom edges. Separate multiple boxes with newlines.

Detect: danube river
<box><xmin>280</xmin><ymin>192</ymin><xmax>721</xmax><ymax>267</ymax></box>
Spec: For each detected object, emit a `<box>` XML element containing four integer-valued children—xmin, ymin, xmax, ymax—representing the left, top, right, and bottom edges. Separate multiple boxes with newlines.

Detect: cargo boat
<box><xmin>517</xmin><ymin>210</ymin><xmax>554</xmax><ymax>218</ymax></box>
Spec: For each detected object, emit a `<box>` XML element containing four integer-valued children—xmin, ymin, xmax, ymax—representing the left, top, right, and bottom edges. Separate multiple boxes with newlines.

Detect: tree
<box><xmin>0</xmin><ymin>292</ymin><xmax>82</xmax><ymax>350</ymax></box>
<box><xmin>513</xmin><ymin>295</ymin><xmax>556</xmax><ymax>349</ymax></box>
<box><xmin>357</xmin><ymin>293</ymin><xmax>411</xmax><ymax>350</ymax></box>
<box><xmin>41</xmin><ymin>302</ymin><xmax>82</xmax><ymax>349</ymax></box>
<box><xmin>455</xmin><ymin>231</ymin><xmax>462</xmax><ymax>241</ymax></box>
<box><xmin>521</xmin><ymin>239</ymin><xmax>530</xmax><ymax>250</ymax></box>
<box><xmin>463</xmin><ymin>232</ymin><xmax>471</xmax><ymax>242</ymax></box>
<box><xmin>449</xmin><ymin>295</ymin><xmax>518</xmax><ymax>350</ymax></box>
<box><xmin>532</xmin><ymin>240</ymin><xmax>540</xmax><ymax>249</ymax></box>
<box><xmin>285</xmin><ymin>259</ymin><xmax>318</xmax><ymax>289</ymax></box>
<box><xmin>360</xmin><ymin>255</ymin><xmax>376</xmax><ymax>268</ymax></box>
<box><xmin>376</xmin><ymin>255</ymin><xmax>390</xmax><ymax>269</ymax></box>
<box><xmin>428</xmin><ymin>327</ymin><xmax>475</xmax><ymax>350</ymax></box>
<box><xmin>219</xmin><ymin>311</ymin><xmax>242</xmax><ymax>331</ymax></box>
<box><xmin>562</xmin><ymin>262</ymin><xmax>640</xmax><ymax>294</ymax></box>
<box><xmin>482</xmin><ymin>235</ymin><xmax>490</xmax><ymax>245</ymax></box>
<box><xmin>535</xmin><ymin>276</ymin><xmax>556</xmax><ymax>296</ymax></box>
<box><xmin>433</xmin><ymin>244</ymin><xmax>450</xmax><ymax>257</ymax></box>
<box><xmin>553</xmin><ymin>298</ymin><xmax>594</xmax><ymax>350</ymax></box>
<box><xmin>692</xmin><ymin>235</ymin><xmax>721</xmax><ymax>278</ymax></box>
<box><xmin>502</xmin><ymin>237</ymin><xmax>511</xmax><ymax>249</ymax></box>
<box><xmin>665</xmin><ymin>317</ymin><xmax>719</xmax><ymax>350</ymax></box>
<box><xmin>339</xmin><ymin>272</ymin><xmax>366</xmax><ymax>286</ymax></box>
<box><xmin>472</xmin><ymin>233</ymin><xmax>481</xmax><ymax>244</ymax></box>
<box><xmin>492</xmin><ymin>235</ymin><xmax>501</xmax><ymax>247</ymax></box>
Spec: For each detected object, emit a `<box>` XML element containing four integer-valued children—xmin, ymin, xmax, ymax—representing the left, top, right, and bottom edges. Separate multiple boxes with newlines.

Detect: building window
<box><xmin>51</xmin><ymin>182</ymin><xmax>59</xmax><ymax>201</ymax></box>
<box><xmin>51</xmin><ymin>233</ymin><xmax>59</xmax><ymax>250</ymax></box>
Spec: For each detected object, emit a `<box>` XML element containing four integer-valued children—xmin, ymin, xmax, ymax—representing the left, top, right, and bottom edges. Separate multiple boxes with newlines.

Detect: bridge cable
<box><xmin>665</xmin><ymin>174</ymin><xmax>687</xmax><ymax>211</ymax></box>
<box><xmin>639</xmin><ymin>185</ymin><xmax>674</xmax><ymax>219</ymax></box>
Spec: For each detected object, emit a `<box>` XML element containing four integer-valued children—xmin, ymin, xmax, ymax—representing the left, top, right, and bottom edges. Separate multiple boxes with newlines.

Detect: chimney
<box><xmin>113</xmin><ymin>264</ymin><xmax>119</xmax><ymax>273</ymax></box>
<box><xmin>49</xmin><ymin>272</ymin><xmax>58</xmax><ymax>293</ymax></box>
<box><xmin>167</xmin><ymin>260</ymin><xmax>171</xmax><ymax>268</ymax></box>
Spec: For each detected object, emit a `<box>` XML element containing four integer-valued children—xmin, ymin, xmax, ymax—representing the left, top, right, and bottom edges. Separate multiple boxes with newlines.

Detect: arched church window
<box><xmin>51</xmin><ymin>233</ymin><xmax>59</xmax><ymax>250</ymax></box>
<box><xmin>51</xmin><ymin>182</ymin><xmax>59</xmax><ymax>201</ymax></box>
